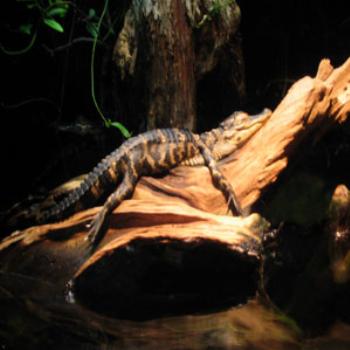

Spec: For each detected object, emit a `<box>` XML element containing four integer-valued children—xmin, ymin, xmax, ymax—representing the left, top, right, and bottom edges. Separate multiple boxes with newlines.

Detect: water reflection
<box><xmin>1</xmin><ymin>272</ymin><xmax>350</xmax><ymax>349</ymax></box>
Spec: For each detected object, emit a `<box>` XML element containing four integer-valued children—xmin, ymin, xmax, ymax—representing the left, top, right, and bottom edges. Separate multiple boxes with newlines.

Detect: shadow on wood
<box><xmin>0</xmin><ymin>58</ymin><xmax>349</xmax><ymax>319</ymax></box>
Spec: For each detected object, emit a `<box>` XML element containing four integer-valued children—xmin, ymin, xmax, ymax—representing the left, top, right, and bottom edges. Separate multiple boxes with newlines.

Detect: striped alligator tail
<box><xmin>38</xmin><ymin>149</ymin><xmax>121</xmax><ymax>224</ymax></box>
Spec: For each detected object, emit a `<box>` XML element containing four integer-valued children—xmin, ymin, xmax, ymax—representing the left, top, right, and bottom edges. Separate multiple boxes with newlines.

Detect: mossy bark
<box><xmin>113</xmin><ymin>0</ymin><xmax>243</xmax><ymax>130</ymax></box>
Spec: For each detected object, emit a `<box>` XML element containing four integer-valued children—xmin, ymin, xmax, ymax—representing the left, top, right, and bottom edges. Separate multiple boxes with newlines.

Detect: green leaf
<box><xmin>47</xmin><ymin>6</ymin><xmax>68</xmax><ymax>18</ymax></box>
<box><xmin>108</xmin><ymin>120</ymin><xmax>132</xmax><ymax>138</ymax></box>
<box><xmin>19</xmin><ymin>23</ymin><xmax>33</xmax><ymax>35</ymax></box>
<box><xmin>88</xmin><ymin>8</ymin><xmax>96</xmax><ymax>19</ymax></box>
<box><xmin>43</xmin><ymin>18</ymin><xmax>64</xmax><ymax>32</ymax></box>
<box><xmin>86</xmin><ymin>22</ymin><xmax>98</xmax><ymax>38</ymax></box>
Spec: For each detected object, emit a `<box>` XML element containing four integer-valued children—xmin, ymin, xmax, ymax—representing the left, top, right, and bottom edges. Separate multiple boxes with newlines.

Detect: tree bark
<box><xmin>113</xmin><ymin>0</ymin><xmax>243</xmax><ymax>130</ymax></box>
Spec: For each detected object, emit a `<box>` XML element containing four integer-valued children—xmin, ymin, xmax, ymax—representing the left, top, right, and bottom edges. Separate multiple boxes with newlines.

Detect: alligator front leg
<box><xmin>86</xmin><ymin>174</ymin><xmax>137</xmax><ymax>252</ymax></box>
<box><xmin>195</xmin><ymin>138</ymin><xmax>246</xmax><ymax>217</ymax></box>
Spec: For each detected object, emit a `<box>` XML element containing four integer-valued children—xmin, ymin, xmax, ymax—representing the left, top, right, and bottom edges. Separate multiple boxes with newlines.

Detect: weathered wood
<box><xmin>0</xmin><ymin>58</ymin><xmax>349</xmax><ymax>318</ymax></box>
<box><xmin>134</xmin><ymin>58</ymin><xmax>350</xmax><ymax>214</ymax></box>
<box><xmin>73</xmin><ymin>209</ymin><xmax>266</xmax><ymax>318</ymax></box>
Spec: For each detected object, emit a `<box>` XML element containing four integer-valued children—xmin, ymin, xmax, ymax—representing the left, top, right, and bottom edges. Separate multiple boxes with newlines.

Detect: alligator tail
<box><xmin>38</xmin><ymin>150</ymin><xmax>121</xmax><ymax>224</ymax></box>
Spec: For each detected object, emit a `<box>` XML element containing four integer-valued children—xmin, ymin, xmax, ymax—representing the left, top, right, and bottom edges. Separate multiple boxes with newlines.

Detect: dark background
<box><xmin>1</xmin><ymin>0</ymin><xmax>349</xmax><ymax>211</ymax></box>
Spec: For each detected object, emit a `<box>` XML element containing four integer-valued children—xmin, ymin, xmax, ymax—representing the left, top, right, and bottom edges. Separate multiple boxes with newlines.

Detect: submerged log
<box><xmin>0</xmin><ymin>58</ymin><xmax>350</xmax><ymax>318</ymax></box>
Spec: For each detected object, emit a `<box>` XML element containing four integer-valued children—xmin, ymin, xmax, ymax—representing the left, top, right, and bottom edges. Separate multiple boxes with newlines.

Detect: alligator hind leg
<box><xmin>86</xmin><ymin>174</ymin><xmax>137</xmax><ymax>252</ymax></box>
<box><xmin>195</xmin><ymin>139</ymin><xmax>247</xmax><ymax>217</ymax></box>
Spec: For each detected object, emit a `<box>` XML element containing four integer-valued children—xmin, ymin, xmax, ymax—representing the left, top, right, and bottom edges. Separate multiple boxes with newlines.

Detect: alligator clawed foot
<box><xmin>85</xmin><ymin>211</ymin><xmax>108</xmax><ymax>253</ymax></box>
<box><xmin>226</xmin><ymin>193</ymin><xmax>242</xmax><ymax>216</ymax></box>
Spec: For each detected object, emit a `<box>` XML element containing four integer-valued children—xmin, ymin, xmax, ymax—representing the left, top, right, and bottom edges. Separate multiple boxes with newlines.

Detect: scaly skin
<box><xmin>38</xmin><ymin>108</ymin><xmax>271</xmax><ymax>252</ymax></box>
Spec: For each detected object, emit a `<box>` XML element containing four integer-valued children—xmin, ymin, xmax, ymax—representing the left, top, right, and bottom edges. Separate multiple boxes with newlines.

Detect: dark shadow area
<box><xmin>73</xmin><ymin>237</ymin><xmax>259</xmax><ymax>320</ymax></box>
<box><xmin>256</xmin><ymin>122</ymin><xmax>350</xmax><ymax>335</ymax></box>
<box><xmin>238</xmin><ymin>0</ymin><xmax>350</xmax><ymax>110</ymax></box>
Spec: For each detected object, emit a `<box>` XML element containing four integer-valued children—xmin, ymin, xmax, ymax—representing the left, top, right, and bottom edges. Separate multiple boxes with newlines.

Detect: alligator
<box><xmin>38</xmin><ymin>109</ymin><xmax>271</xmax><ymax>251</ymax></box>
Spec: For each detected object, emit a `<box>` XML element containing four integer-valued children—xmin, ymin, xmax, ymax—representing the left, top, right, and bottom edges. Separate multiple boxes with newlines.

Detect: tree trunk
<box><xmin>113</xmin><ymin>0</ymin><xmax>243</xmax><ymax>130</ymax></box>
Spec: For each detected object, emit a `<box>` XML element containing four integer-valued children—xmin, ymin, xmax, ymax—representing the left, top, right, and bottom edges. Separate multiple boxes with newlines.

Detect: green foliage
<box><xmin>86</xmin><ymin>8</ymin><xmax>99</xmax><ymax>38</ymax></box>
<box><xmin>43</xmin><ymin>18</ymin><xmax>64</xmax><ymax>32</ymax></box>
<box><xmin>106</xmin><ymin>120</ymin><xmax>132</xmax><ymax>138</ymax></box>
<box><xmin>0</xmin><ymin>0</ymin><xmax>69</xmax><ymax>55</ymax></box>
<box><xmin>1</xmin><ymin>1</ymin><xmax>108</xmax><ymax>52</ymax></box>
<box><xmin>20</xmin><ymin>0</ymin><xmax>69</xmax><ymax>33</ymax></box>
<box><xmin>90</xmin><ymin>0</ymin><xmax>131</xmax><ymax>138</ymax></box>
<box><xmin>196</xmin><ymin>0</ymin><xmax>234</xmax><ymax>28</ymax></box>
<box><xmin>210</xmin><ymin>0</ymin><xmax>234</xmax><ymax>16</ymax></box>
<box><xmin>19</xmin><ymin>23</ymin><xmax>33</xmax><ymax>35</ymax></box>
<box><xmin>2</xmin><ymin>0</ymin><xmax>131</xmax><ymax>138</ymax></box>
<box><xmin>46</xmin><ymin>5</ymin><xmax>69</xmax><ymax>18</ymax></box>
<box><xmin>88</xmin><ymin>8</ymin><xmax>96</xmax><ymax>18</ymax></box>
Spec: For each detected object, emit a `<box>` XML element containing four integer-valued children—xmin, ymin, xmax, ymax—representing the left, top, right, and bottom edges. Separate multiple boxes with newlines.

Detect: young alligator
<box><xmin>38</xmin><ymin>109</ymin><xmax>271</xmax><ymax>251</ymax></box>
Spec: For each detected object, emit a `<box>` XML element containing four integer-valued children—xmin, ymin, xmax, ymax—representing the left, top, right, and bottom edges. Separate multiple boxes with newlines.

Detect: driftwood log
<box><xmin>0</xmin><ymin>58</ymin><xmax>349</xmax><ymax>319</ymax></box>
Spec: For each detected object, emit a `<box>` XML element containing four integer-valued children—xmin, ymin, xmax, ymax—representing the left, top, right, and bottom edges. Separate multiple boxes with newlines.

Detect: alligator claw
<box><xmin>86</xmin><ymin>210</ymin><xmax>109</xmax><ymax>253</ymax></box>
